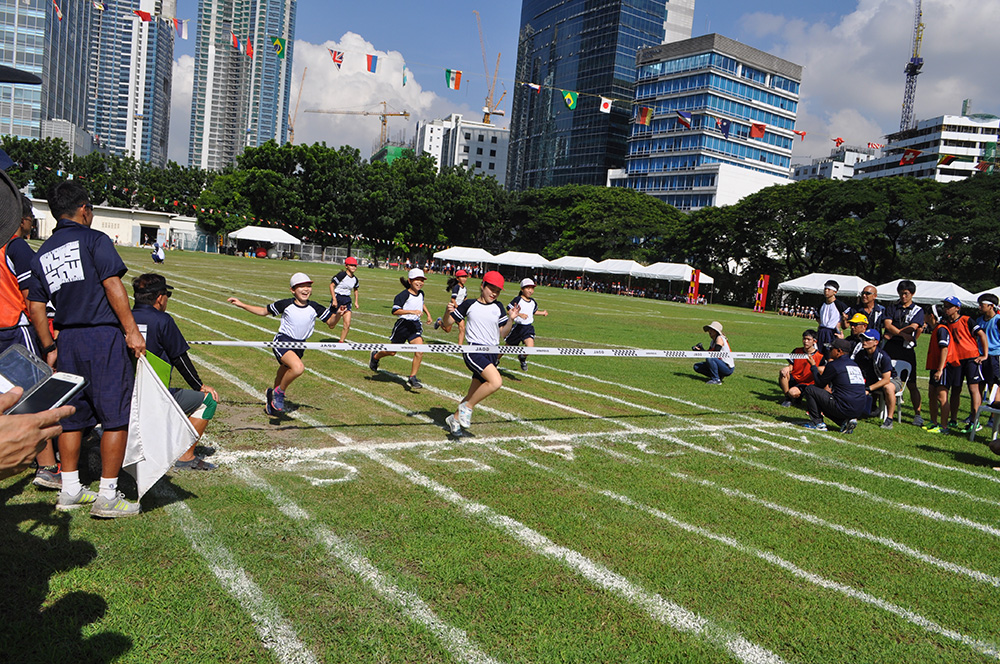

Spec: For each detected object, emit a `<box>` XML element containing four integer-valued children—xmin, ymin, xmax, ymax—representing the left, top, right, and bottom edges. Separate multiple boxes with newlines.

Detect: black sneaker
<box><xmin>519</xmin><ymin>357</ymin><xmax>528</xmax><ymax>371</ymax></box>
<box><xmin>407</xmin><ymin>376</ymin><xmax>423</xmax><ymax>389</ymax></box>
<box><xmin>433</xmin><ymin>317</ymin><xmax>442</xmax><ymax>330</ymax></box>
<box><xmin>840</xmin><ymin>418</ymin><xmax>858</xmax><ymax>435</ymax></box>
<box><xmin>369</xmin><ymin>351</ymin><xmax>380</xmax><ymax>371</ymax></box>
<box><xmin>265</xmin><ymin>388</ymin><xmax>277</xmax><ymax>416</ymax></box>
<box><xmin>880</xmin><ymin>417</ymin><xmax>894</xmax><ymax>430</ymax></box>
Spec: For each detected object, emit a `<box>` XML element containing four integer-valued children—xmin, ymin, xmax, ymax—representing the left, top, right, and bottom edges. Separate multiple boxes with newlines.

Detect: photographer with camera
<box><xmin>692</xmin><ymin>321</ymin><xmax>734</xmax><ymax>385</ymax></box>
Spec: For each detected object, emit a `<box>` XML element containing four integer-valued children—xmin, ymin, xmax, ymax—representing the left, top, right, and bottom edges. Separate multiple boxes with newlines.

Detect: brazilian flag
<box><xmin>271</xmin><ymin>36</ymin><xmax>286</xmax><ymax>59</ymax></box>
<box><xmin>562</xmin><ymin>90</ymin><xmax>578</xmax><ymax>110</ymax></box>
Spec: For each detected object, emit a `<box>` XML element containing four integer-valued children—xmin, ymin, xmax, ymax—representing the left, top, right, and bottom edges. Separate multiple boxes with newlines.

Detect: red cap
<box><xmin>482</xmin><ymin>270</ymin><xmax>505</xmax><ymax>291</ymax></box>
<box><xmin>455</xmin><ymin>269</ymin><xmax>468</xmax><ymax>277</ymax></box>
<box><xmin>345</xmin><ymin>256</ymin><xmax>358</xmax><ymax>266</ymax></box>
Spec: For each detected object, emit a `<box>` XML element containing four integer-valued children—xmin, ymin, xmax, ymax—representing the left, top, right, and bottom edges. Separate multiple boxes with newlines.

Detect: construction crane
<box><xmin>899</xmin><ymin>0</ymin><xmax>924</xmax><ymax>131</ymax></box>
<box><xmin>287</xmin><ymin>67</ymin><xmax>307</xmax><ymax>144</ymax></box>
<box><xmin>474</xmin><ymin>10</ymin><xmax>505</xmax><ymax>124</ymax></box>
<box><xmin>304</xmin><ymin>101</ymin><xmax>410</xmax><ymax>148</ymax></box>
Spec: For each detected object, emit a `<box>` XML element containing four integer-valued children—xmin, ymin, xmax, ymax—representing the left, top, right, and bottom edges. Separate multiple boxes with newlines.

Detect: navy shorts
<box><xmin>931</xmin><ymin>365</ymin><xmax>962</xmax><ymax>389</ymax></box>
<box><xmin>272</xmin><ymin>333</ymin><xmax>305</xmax><ymax>362</ymax></box>
<box><xmin>960</xmin><ymin>358</ymin><xmax>984</xmax><ymax>385</ymax></box>
<box><xmin>505</xmin><ymin>324</ymin><xmax>535</xmax><ymax>347</ymax></box>
<box><xmin>334</xmin><ymin>294</ymin><xmax>352</xmax><ymax>312</ymax></box>
<box><xmin>389</xmin><ymin>319</ymin><xmax>423</xmax><ymax>343</ymax></box>
<box><xmin>817</xmin><ymin>327</ymin><xmax>837</xmax><ymax>351</ymax></box>
<box><xmin>464</xmin><ymin>352</ymin><xmax>498</xmax><ymax>382</ymax></box>
<box><xmin>57</xmin><ymin>326</ymin><xmax>134</xmax><ymax>431</ymax></box>
<box><xmin>982</xmin><ymin>356</ymin><xmax>1000</xmax><ymax>387</ymax></box>
<box><xmin>0</xmin><ymin>325</ymin><xmax>41</xmax><ymax>357</ymax></box>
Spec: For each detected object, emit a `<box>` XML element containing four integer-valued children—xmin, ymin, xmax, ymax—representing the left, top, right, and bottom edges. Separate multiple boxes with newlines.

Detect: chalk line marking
<box><xmin>420</xmin><ymin>447</ymin><xmax>494</xmax><ymax>472</ymax></box>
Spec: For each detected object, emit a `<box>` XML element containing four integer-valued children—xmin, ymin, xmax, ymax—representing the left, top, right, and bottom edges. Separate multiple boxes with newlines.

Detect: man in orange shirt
<box><xmin>940</xmin><ymin>296</ymin><xmax>989</xmax><ymax>432</ymax></box>
<box><xmin>779</xmin><ymin>329</ymin><xmax>825</xmax><ymax>407</ymax></box>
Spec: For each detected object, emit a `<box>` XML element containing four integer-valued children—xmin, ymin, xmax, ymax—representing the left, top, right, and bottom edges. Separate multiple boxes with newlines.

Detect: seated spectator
<box><xmin>799</xmin><ymin>338</ymin><xmax>871</xmax><ymax>434</ymax></box>
<box><xmin>854</xmin><ymin>329</ymin><xmax>902</xmax><ymax>429</ymax></box>
<box><xmin>692</xmin><ymin>321</ymin><xmax>734</xmax><ymax>385</ymax></box>
<box><xmin>779</xmin><ymin>329</ymin><xmax>824</xmax><ymax>407</ymax></box>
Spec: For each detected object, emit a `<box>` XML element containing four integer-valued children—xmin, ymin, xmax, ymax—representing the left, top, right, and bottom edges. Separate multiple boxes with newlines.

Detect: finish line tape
<box><xmin>189</xmin><ymin>340</ymin><xmax>809</xmax><ymax>360</ymax></box>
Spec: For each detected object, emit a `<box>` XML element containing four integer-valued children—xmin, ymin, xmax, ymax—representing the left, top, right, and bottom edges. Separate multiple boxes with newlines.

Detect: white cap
<box><xmin>408</xmin><ymin>268</ymin><xmax>426</xmax><ymax>280</ymax></box>
<box><xmin>520</xmin><ymin>278</ymin><xmax>536</xmax><ymax>288</ymax></box>
<box><xmin>290</xmin><ymin>272</ymin><xmax>312</xmax><ymax>288</ymax></box>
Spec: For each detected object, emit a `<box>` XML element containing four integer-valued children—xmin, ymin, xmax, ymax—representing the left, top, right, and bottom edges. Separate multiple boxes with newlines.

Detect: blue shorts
<box><xmin>389</xmin><ymin>319</ymin><xmax>423</xmax><ymax>343</ymax></box>
<box><xmin>464</xmin><ymin>352</ymin><xmax>499</xmax><ymax>382</ymax></box>
<box><xmin>932</xmin><ymin>365</ymin><xmax>963</xmax><ymax>389</ymax></box>
<box><xmin>57</xmin><ymin>326</ymin><xmax>134</xmax><ymax>431</ymax></box>
<box><xmin>334</xmin><ymin>294</ymin><xmax>352</xmax><ymax>312</ymax></box>
<box><xmin>0</xmin><ymin>325</ymin><xmax>41</xmax><ymax>357</ymax></box>
<box><xmin>505</xmin><ymin>324</ymin><xmax>535</xmax><ymax>347</ymax></box>
<box><xmin>272</xmin><ymin>333</ymin><xmax>305</xmax><ymax>362</ymax></box>
<box><xmin>960</xmin><ymin>358</ymin><xmax>984</xmax><ymax>385</ymax></box>
<box><xmin>982</xmin><ymin>356</ymin><xmax>1000</xmax><ymax>386</ymax></box>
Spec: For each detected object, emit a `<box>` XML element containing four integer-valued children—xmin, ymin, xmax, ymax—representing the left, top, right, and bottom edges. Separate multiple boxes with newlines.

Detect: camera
<box><xmin>692</xmin><ymin>343</ymin><xmax>704</xmax><ymax>351</ymax></box>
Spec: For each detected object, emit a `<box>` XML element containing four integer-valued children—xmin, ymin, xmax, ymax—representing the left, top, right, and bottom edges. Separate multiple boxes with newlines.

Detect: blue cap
<box><xmin>942</xmin><ymin>296</ymin><xmax>962</xmax><ymax>308</ymax></box>
<box><xmin>861</xmin><ymin>329</ymin><xmax>880</xmax><ymax>342</ymax></box>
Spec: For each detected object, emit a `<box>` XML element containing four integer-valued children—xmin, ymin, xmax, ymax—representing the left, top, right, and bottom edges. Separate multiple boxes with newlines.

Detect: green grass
<box><xmin>3</xmin><ymin>246</ymin><xmax>1000</xmax><ymax>663</ymax></box>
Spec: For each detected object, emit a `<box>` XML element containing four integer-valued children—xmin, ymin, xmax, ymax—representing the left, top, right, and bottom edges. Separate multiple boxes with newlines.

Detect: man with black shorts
<box><xmin>883</xmin><ymin>280</ymin><xmax>924</xmax><ymax>426</ymax></box>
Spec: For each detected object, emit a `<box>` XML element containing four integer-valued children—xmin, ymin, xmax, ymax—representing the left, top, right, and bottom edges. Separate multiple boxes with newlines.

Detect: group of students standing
<box><xmin>227</xmin><ymin>262</ymin><xmax>547</xmax><ymax>437</ymax></box>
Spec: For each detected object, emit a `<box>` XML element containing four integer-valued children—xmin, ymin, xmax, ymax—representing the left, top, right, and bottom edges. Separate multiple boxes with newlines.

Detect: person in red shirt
<box><xmin>779</xmin><ymin>329</ymin><xmax>824</xmax><ymax>407</ymax></box>
<box><xmin>940</xmin><ymin>296</ymin><xmax>989</xmax><ymax>432</ymax></box>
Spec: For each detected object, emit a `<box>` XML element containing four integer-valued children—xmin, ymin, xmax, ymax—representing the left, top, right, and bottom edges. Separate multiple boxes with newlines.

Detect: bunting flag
<box><xmin>867</xmin><ymin>142</ymin><xmax>884</xmax><ymax>150</ymax></box>
<box><xmin>445</xmin><ymin>69</ymin><xmax>462</xmax><ymax>89</ymax></box>
<box><xmin>899</xmin><ymin>148</ymin><xmax>922</xmax><ymax>165</ymax></box>
<box><xmin>833</xmin><ymin>137</ymin><xmax>845</xmax><ymax>147</ymax></box>
<box><xmin>636</xmin><ymin>107</ymin><xmax>653</xmax><ymax>126</ymax></box>
<box><xmin>329</xmin><ymin>49</ymin><xmax>343</xmax><ymax>69</ymax></box>
<box><xmin>174</xmin><ymin>19</ymin><xmax>188</xmax><ymax>39</ymax></box>
<box><xmin>750</xmin><ymin>123</ymin><xmax>766</xmax><ymax>139</ymax></box>
<box><xmin>676</xmin><ymin>110</ymin><xmax>691</xmax><ymax>128</ymax></box>
<box><xmin>53</xmin><ymin>0</ymin><xmax>63</xmax><ymax>20</ymax></box>
<box><xmin>975</xmin><ymin>161</ymin><xmax>991</xmax><ymax>172</ymax></box>
<box><xmin>134</xmin><ymin>10</ymin><xmax>152</xmax><ymax>21</ymax></box>
<box><xmin>521</xmin><ymin>82</ymin><xmax>541</xmax><ymax>93</ymax></box>
<box><xmin>366</xmin><ymin>54</ymin><xmax>378</xmax><ymax>74</ymax></box>
<box><xmin>92</xmin><ymin>1</ymin><xmax>104</xmax><ymax>9</ymax></box>
<box><xmin>402</xmin><ymin>66</ymin><xmax>407</xmax><ymax>87</ymax></box>
<box><xmin>246</xmin><ymin>39</ymin><xmax>254</xmax><ymax>59</ymax></box>
<box><xmin>599</xmin><ymin>97</ymin><xmax>612</xmax><ymax>113</ymax></box>
<box><xmin>562</xmin><ymin>90</ymin><xmax>578</xmax><ymax>110</ymax></box>
<box><xmin>716</xmin><ymin>118</ymin><xmax>731</xmax><ymax>139</ymax></box>
<box><xmin>231</xmin><ymin>31</ymin><xmax>241</xmax><ymax>52</ymax></box>
<box><xmin>271</xmin><ymin>36</ymin><xmax>286</xmax><ymax>58</ymax></box>
<box><xmin>792</xmin><ymin>130</ymin><xmax>807</xmax><ymax>141</ymax></box>
<box><xmin>937</xmin><ymin>154</ymin><xmax>958</xmax><ymax>166</ymax></box>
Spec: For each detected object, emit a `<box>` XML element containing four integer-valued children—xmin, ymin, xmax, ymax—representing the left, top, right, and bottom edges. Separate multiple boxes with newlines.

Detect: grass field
<box><xmin>3</xmin><ymin>246</ymin><xmax>1000</xmax><ymax>664</ymax></box>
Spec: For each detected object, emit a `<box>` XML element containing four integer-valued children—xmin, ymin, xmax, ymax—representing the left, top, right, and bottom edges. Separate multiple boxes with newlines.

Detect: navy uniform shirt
<box><xmin>884</xmin><ymin>301</ymin><xmax>925</xmax><ymax>347</ymax></box>
<box><xmin>131</xmin><ymin>303</ymin><xmax>188</xmax><ymax>362</ymax></box>
<box><xmin>28</xmin><ymin>218</ymin><xmax>127</xmax><ymax>329</ymax></box>
<box><xmin>855</xmin><ymin>346</ymin><xmax>896</xmax><ymax>385</ymax></box>
<box><xmin>844</xmin><ymin>303</ymin><xmax>886</xmax><ymax>335</ymax></box>
<box><xmin>6</xmin><ymin>236</ymin><xmax>38</xmax><ymax>292</ymax></box>
<box><xmin>811</xmin><ymin>355</ymin><xmax>870</xmax><ymax>417</ymax></box>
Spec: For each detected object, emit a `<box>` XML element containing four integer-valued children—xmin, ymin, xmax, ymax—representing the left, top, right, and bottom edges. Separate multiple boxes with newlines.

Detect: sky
<box><xmin>166</xmin><ymin>0</ymin><xmax>1000</xmax><ymax>166</ymax></box>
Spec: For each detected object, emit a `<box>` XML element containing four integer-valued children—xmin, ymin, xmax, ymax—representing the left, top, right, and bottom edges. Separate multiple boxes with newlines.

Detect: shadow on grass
<box><xmin>0</xmin><ymin>478</ymin><xmax>132</xmax><ymax>663</ymax></box>
<box><xmin>915</xmin><ymin>443</ymin><xmax>1000</xmax><ymax>469</ymax></box>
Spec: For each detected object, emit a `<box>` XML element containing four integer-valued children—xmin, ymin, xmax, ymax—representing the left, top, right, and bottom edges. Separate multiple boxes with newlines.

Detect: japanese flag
<box><xmin>599</xmin><ymin>97</ymin><xmax>612</xmax><ymax>114</ymax></box>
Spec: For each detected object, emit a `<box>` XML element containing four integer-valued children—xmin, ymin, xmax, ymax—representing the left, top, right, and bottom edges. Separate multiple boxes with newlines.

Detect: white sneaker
<box><xmin>445</xmin><ymin>414</ymin><xmax>462</xmax><ymax>436</ymax></box>
<box><xmin>912</xmin><ymin>415</ymin><xmax>924</xmax><ymax>427</ymax></box>
<box><xmin>458</xmin><ymin>402</ymin><xmax>473</xmax><ymax>428</ymax></box>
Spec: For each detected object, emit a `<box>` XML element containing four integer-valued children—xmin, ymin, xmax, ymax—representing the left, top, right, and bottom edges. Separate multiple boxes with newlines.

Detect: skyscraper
<box><xmin>188</xmin><ymin>0</ymin><xmax>296</xmax><ymax>170</ymax></box>
<box><xmin>0</xmin><ymin>0</ymin><xmax>47</xmax><ymax>139</ymax></box>
<box><xmin>507</xmin><ymin>0</ymin><xmax>682</xmax><ymax>191</ymax></box>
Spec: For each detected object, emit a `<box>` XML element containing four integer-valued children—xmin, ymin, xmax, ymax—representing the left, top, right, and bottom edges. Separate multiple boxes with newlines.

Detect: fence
<box><xmin>298</xmin><ymin>244</ymin><xmax>372</xmax><ymax>265</ymax></box>
<box><xmin>170</xmin><ymin>230</ymin><xmax>219</xmax><ymax>253</ymax></box>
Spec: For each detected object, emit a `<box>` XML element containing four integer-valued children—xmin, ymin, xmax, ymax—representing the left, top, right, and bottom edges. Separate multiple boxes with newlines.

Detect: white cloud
<box><xmin>168</xmin><ymin>54</ymin><xmax>194</xmax><ymax>165</ymax></box>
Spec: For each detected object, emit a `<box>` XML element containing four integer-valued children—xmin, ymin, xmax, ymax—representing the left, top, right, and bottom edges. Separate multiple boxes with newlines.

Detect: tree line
<box><xmin>4</xmin><ymin>136</ymin><xmax>997</xmax><ymax>302</ymax></box>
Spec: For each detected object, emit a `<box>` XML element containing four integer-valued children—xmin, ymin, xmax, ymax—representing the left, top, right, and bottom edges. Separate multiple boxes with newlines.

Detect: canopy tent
<box><xmin>490</xmin><ymin>251</ymin><xmax>554</xmax><ymax>269</ymax></box>
<box><xmin>633</xmin><ymin>262</ymin><xmax>715</xmax><ymax>285</ymax></box>
<box><xmin>548</xmin><ymin>256</ymin><xmax>599</xmax><ymax>271</ymax></box>
<box><xmin>777</xmin><ymin>273</ymin><xmax>868</xmax><ymax>298</ymax></box>
<box><xmin>227</xmin><ymin>226</ymin><xmax>301</xmax><ymax>245</ymax></box>
<box><xmin>587</xmin><ymin>259</ymin><xmax>647</xmax><ymax>276</ymax></box>
<box><xmin>876</xmin><ymin>279</ymin><xmax>978</xmax><ymax>307</ymax></box>
<box><xmin>976</xmin><ymin>287</ymin><xmax>1000</xmax><ymax>300</ymax></box>
<box><xmin>433</xmin><ymin>246</ymin><xmax>495</xmax><ymax>262</ymax></box>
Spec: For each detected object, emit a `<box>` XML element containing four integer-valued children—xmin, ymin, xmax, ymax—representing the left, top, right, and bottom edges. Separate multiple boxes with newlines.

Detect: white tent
<box><xmin>490</xmin><ymin>251</ymin><xmax>554</xmax><ymax>269</ymax></box>
<box><xmin>227</xmin><ymin>226</ymin><xmax>301</xmax><ymax>245</ymax></box>
<box><xmin>976</xmin><ymin>287</ymin><xmax>1000</xmax><ymax>300</ymax></box>
<box><xmin>876</xmin><ymin>279</ymin><xmax>978</xmax><ymax>307</ymax></box>
<box><xmin>777</xmin><ymin>272</ymin><xmax>868</xmax><ymax>298</ymax></box>
<box><xmin>548</xmin><ymin>256</ymin><xmax>599</xmax><ymax>271</ymax></box>
<box><xmin>433</xmin><ymin>246</ymin><xmax>495</xmax><ymax>262</ymax></box>
<box><xmin>633</xmin><ymin>262</ymin><xmax>715</xmax><ymax>285</ymax></box>
<box><xmin>587</xmin><ymin>259</ymin><xmax>647</xmax><ymax>276</ymax></box>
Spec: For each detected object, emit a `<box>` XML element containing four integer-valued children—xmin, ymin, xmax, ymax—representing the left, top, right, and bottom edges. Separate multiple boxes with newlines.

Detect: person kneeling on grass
<box><xmin>692</xmin><ymin>321</ymin><xmax>734</xmax><ymax>385</ymax></box>
<box><xmin>854</xmin><ymin>329</ymin><xmax>902</xmax><ymax>430</ymax></box>
<box><xmin>440</xmin><ymin>271</ymin><xmax>518</xmax><ymax>436</ymax></box>
<box><xmin>779</xmin><ymin>329</ymin><xmax>824</xmax><ymax>407</ymax></box>
<box><xmin>227</xmin><ymin>272</ymin><xmax>338</xmax><ymax>416</ymax></box>
<box><xmin>369</xmin><ymin>269</ymin><xmax>432</xmax><ymax>390</ymax></box>
<box><xmin>800</xmin><ymin>338</ymin><xmax>871</xmax><ymax>434</ymax></box>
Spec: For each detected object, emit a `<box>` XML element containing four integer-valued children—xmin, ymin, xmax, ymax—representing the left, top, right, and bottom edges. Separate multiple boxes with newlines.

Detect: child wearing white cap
<box><xmin>369</xmin><ymin>268</ymin><xmax>432</xmax><ymax>390</ymax></box>
<box><xmin>505</xmin><ymin>277</ymin><xmax>548</xmax><ymax>371</ymax></box>
<box><xmin>227</xmin><ymin>272</ymin><xmax>338</xmax><ymax>416</ymax></box>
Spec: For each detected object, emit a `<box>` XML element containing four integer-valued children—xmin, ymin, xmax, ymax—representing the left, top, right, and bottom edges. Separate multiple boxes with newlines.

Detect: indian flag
<box><xmin>445</xmin><ymin>69</ymin><xmax>462</xmax><ymax>90</ymax></box>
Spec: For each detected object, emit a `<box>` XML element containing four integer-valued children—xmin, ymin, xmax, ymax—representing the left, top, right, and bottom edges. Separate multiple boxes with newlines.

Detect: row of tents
<box><xmin>778</xmin><ymin>273</ymin><xmax>1000</xmax><ymax>308</ymax></box>
<box><xmin>432</xmin><ymin>246</ymin><xmax>715</xmax><ymax>285</ymax></box>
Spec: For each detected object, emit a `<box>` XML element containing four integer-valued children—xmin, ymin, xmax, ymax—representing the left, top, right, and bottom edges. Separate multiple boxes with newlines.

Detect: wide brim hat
<box><xmin>703</xmin><ymin>321</ymin><xmax>724</xmax><ymax>334</ymax></box>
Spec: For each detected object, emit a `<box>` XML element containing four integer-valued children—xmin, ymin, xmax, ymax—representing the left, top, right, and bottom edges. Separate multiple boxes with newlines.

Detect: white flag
<box><xmin>599</xmin><ymin>97</ymin><xmax>612</xmax><ymax>114</ymax></box>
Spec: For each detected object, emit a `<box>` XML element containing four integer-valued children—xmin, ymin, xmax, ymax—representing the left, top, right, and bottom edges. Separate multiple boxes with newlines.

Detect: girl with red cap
<box><xmin>441</xmin><ymin>271</ymin><xmax>519</xmax><ymax>435</ymax></box>
<box><xmin>434</xmin><ymin>268</ymin><xmax>469</xmax><ymax>342</ymax></box>
<box><xmin>369</xmin><ymin>268</ymin><xmax>432</xmax><ymax>390</ymax></box>
<box><xmin>328</xmin><ymin>256</ymin><xmax>359</xmax><ymax>342</ymax></box>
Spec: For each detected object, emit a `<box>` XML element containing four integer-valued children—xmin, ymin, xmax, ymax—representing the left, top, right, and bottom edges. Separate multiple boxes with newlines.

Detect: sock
<box><xmin>99</xmin><ymin>476</ymin><xmax>118</xmax><ymax>500</ymax></box>
<box><xmin>61</xmin><ymin>470</ymin><xmax>82</xmax><ymax>496</ymax></box>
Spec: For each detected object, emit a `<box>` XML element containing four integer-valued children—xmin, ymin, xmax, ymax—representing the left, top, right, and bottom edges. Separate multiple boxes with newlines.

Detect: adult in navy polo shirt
<box><xmin>799</xmin><ymin>338</ymin><xmax>871</xmax><ymax>434</ymax></box>
<box><xmin>883</xmin><ymin>280</ymin><xmax>925</xmax><ymax>426</ymax></box>
<box><xmin>844</xmin><ymin>284</ymin><xmax>886</xmax><ymax>336</ymax></box>
<box><xmin>27</xmin><ymin>181</ymin><xmax>146</xmax><ymax>518</ymax></box>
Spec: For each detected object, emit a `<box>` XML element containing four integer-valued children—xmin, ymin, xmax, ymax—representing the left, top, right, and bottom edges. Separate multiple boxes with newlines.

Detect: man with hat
<box><xmin>692</xmin><ymin>321</ymin><xmax>734</xmax><ymax>385</ymax></box>
<box><xmin>940</xmin><ymin>296</ymin><xmax>989</xmax><ymax>433</ymax></box>
<box><xmin>854</xmin><ymin>329</ymin><xmax>902</xmax><ymax>429</ymax></box>
<box><xmin>844</xmin><ymin>312</ymin><xmax>869</xmax><ymax>358</ymax></box>
<box><xmin>131</xmin><ymin>273</ymin><xmax>219</xmax><ymax>470</ymax></box>
<box><xmin>883</xmin><ymin>280</ymin><xmax>925</xmax><ymax>425</ymax></box>
<box><xmin>815</xmin><ymin>280</ymin><xmax>848</xmax><ymax>356</ymax></box>
<box><xmin>799</xmin><ymin>338</ymin><xmax>870</xmax><ymax>434</ymax></box>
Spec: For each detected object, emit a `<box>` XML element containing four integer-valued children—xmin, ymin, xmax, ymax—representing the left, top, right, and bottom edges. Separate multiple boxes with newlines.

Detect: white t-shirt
<box><xmin>268</xmin><ymin>299</ymin><xmax>332</xmax><ymax>340</ymax></box>
<box><xmin>452</xmin><ymin>299</ymin><xmax>508</xmax><ymax>345</ymax></box>
<box><xmin>392</xmin><ymin>289</ymin><xmax>424</xmax><ymax>321</ymax></box>
<box><xmin>508</xmin><ymin>295</ymin><xmax>538</xmax><ymax>326</ymax></box>
<box><xmin>450</xmin><ymin>283</ymin><xmax>467</xmax><ymax>305</ymax></box>
<box><xmin>331</xmin><ymin>271</ymin><xmax>359</xmax><ymax>297</ymax></box>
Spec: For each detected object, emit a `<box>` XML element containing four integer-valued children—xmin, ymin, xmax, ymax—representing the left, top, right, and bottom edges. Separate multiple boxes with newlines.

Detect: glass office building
<box><xmin>43</xmin><ymin>0</ymin><xmax>92</xmax><ymax>144</ymax></box>
<box><xmin>506</xmin><ymin>0</ymin><xmax>671</xmax><ymax>190</ymax></box>
<box><xmin>0</xmin><ymin>0</ymin><xmax>46</xmax><ymax>139</ymax></box>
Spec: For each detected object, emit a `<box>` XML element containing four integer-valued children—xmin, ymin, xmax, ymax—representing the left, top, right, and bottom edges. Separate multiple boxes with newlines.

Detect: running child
<box><xmin>369</xmin><ymin>268</ymin><xmax>432</xmax><ymax>390</ymax></box>
<box><xmin>441</xmin><ymin>271</ymin><xmax>519</xmax><ymax>435</ymax></box>
<box><xmin>434</xmin><ymin>268</ymin><xmax>469</xmax><ymax>343</ymax></box>
<box><xmin>328</xmin><ymin>256</ymin><xmax>360</xmax><ymax>342</ymax></box>
<box><xmin>505</xmin><ymin>277</ymin><xmax>548</xmax><ymax>371</ymax></box>
<box><xmin>227</xmin><ymin>272</ymin><xmax>337</xmax><ymax>416</ymax></box>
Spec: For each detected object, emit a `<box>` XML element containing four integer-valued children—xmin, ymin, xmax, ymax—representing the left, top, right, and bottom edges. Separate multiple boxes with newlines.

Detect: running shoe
<box><xmin>33</xmin><ymin>465</ymin><xmax>61</xmax><ymax>490</ymax></box>
<box><xmin>960</xmin><ymin>421</ymin><xmax>983</xmax><ymax>435</ymax></box>
<box><xmin>272</xmin><ymin>389</ymin><xmax>285</xmax><ymax>412</ymax></box>
<box><xmin>174</xmin><ymin>457</ymin><xmax>217</xmax><ymax>471</ymax></box>
<box><xmin>840</xmin><ymin>418</ymin><xmax>858</xmax><ymax>435</ymax></box>
<box><xmin>407</xmin><ymin>376</ymin><xmax>423</xmax><ymax>390</ymax></box>
<box><xmin>433</xmin><ymin>317</ymin><xmax>442</xmax><ymax>330</ymax></box>
<box><xmin>706</xmin><ymin>379</ymin><xmax>722</xmax><ymax>385</ymax></box>
<box><xmin>948</xmin><ymin>420</ymin><xmax>958</xmax><ymax>431</ymax></box>
<box><xmin>369</xmin><ymin>350</ymin><xmax>380</xmax><ymax>371</ymax></box>
<box><xmin>924</xmin><ymin>424</ymin><xmax>943</xmax><ymax>434</ymax></box>
<box><xmin>445</xmin><ymin>414</ymin><xmax>462</xmax><ymax>436</ymax></box>
<box><xmin>458</xmin><ymin>402</ymin><xmax>473</xmax><ymax>428</ymax></box>
<box><xmin>779</xmin><ymin>399</ymin><xmax>793</xmax><ymax>408</ymax></box>
<box><xmin>56</xmin><ymin>487</ymin><xmax>99</xmax><ymax>511</ymax></box>
<box><xmin>89</xmin><ymin>491</ymin><xmax>141</xmax><ymax>518</ymax></box>
<box><xmin>800</xmin><ymin>421</ymin><xmax>828</xmax><ymax>431</ymax></box>
<box><xmin>519</xmin><ymin>356</ymin><xmax>528</xmax><ymax>371</ymax></box>
<box><xmin>265</xmin><ymin>388</ymin><xmax>277</xmax><ymax>416</ymax></box>
<box><xmin>880</xmin><ymin>418</ymin><xmax>894</xmax><ymax>430</ymax></box>
<box><xmin>912</xmin><ymin>415</ymin><xmax>924</xmax><ymax>427</ymax></box>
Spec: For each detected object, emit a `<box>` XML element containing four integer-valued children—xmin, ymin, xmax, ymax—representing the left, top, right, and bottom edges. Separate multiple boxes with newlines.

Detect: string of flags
<box><xmin>76</xmin><ymin>2</ymin><xmax>193</xmax><ymax>40</ymax></box>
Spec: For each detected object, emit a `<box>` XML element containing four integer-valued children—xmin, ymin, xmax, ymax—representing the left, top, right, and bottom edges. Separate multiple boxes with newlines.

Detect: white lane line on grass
<box><xmin>233</xmin><ymin>466</ymin><xmax>506</xmax><ymax>664</ymax></box>
<box><xmin>155</xmin><ymin>484</ymin><xmax>319</xmax><ymax>664</ymax></box>
<box><xmin>361</xmin><ymin>448</ymin><xmax>787</xmax><ymax>664</ymax></box>
<box><xmin>483</xmin><ymin>445</ymin><xmax>1000</xmax><ymax>661</ymax></box>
